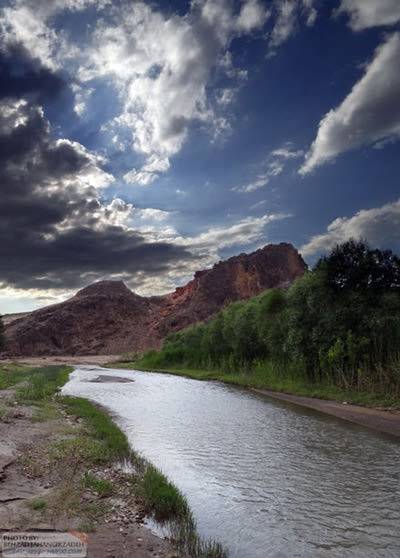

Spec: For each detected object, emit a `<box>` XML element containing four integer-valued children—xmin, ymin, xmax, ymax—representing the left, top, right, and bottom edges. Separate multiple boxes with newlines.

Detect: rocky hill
<box><xmin>4</xmin><ymin>243</ymin><xmax>306</xmax><ymax>356</ymax></box>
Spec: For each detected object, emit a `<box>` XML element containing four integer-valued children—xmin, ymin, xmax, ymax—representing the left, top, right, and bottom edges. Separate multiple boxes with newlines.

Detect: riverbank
<box><xmin>109</xmin><ymin>362</ymin><xmax>400</xmax><ymax>438</ymax></box>
<box><xmin>0</xmin><ymin>363</ymin><xmax>227</xmax><ymax>558</ymax></box>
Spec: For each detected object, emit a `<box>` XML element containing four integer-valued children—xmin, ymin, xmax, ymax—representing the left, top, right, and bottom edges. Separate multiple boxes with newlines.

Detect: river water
<box><xmin>62</xmin><ymin>366</ymin><xmax>400</xmax><ymax>558</ymax></box>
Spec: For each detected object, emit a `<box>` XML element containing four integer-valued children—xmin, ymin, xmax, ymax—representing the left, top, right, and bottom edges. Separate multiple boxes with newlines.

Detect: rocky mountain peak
<box><xmin>3</xmin><ymin>243</ymin><xmax>306</xmax><ymax>356</ymax></box>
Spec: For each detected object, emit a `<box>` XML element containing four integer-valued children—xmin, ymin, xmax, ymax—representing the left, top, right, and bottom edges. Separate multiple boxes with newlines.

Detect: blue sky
<box><xmin>0</xmin><ymin>0</ymin><xmax>399</xmax><ymax>313</ymax></box>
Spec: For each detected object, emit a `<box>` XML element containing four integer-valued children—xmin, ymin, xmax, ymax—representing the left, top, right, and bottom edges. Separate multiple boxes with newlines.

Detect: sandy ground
<box><xmin>253</xmin><ymin>388</ymin><xmax>400</xmax><ymax>438</ymax></box>
<box><xmin>0</xmin><ymin>386</ymin><xmax>174</xmax><ymax>558</ymax></box>
<box><xmin>0</xmin><ymin>355</ymin><xmax>119</xmax><ymax>367</ymax></box>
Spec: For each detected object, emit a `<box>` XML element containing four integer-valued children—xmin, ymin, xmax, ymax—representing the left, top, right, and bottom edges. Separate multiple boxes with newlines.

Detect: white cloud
<box><xmin>300</xmin><ymin>33</ymin><xmax>400</xmax><ymax>174</ymax></box>
<box><xmin>0</xmin><ymin>0</ymin><xmax>107</xmax><ymax>69</ymax></box>
<box><xmin>301</xmin><ymin>199</ymin><xmax>400</xmax><ymax>256</ymax></box>
<box><xmin>79</xmin><ymin>0</ymin><xmax>268</xmax><ymax>184</ymax></box>
<box><xmin>237</xmin><ymin>0</ymin><xmax>270</xmax><ymax>32</ymax></box>
<box><xmin>182</xmin><ymin>213</ymin><xmax>288</xmax><ymax>249</ymax></box>
<box><xmin>53</xmin><ymin>139</ymin><xmax>114</xmax><ymax>190</ymax></box>
<box><xmin>1</xmin><ymin>0</ymin><xmax>269</xmax><ymax>184</ymax></box>
<box><xmin>268</xmin><ymin>0</ymin><xmax>318</xmax><ymax>49</ymax></box>
<box><xmin>0</xmin><ymin>4</ymin><xmax>60</xmax><ymax>69</ymax></box>
<box><xmin>216</xmin><ymin>88</ymin><xmax>236</xmax><ymax>106</ymax></box>
<box><xmin>235</xmin><ymin>142</ymin><xmax>303</xmax><ymax>192</ymax></box>
<box><xmin>123</xmin><ymin>155</ymin><xmax>170</xmax><ymax>186</ymax></box>
<box><xmin>337</xmin><ymin>0</ymin><xmax>400</xmax><ymax>31</ymax></box>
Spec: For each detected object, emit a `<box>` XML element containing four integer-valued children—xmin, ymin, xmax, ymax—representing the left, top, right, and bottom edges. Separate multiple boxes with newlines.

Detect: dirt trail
<box><xmin>0</xmin><ymin>387</ymin><xmax>174</xmax><ymax>558</ymax></box>
<box><xmin>253</xmin><ymin>388</ymin><xmax>400</xmax><ymax>438</ymax></box>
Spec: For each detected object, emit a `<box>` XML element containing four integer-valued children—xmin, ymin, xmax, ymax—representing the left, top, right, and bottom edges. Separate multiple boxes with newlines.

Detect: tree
<box><xmin>315</xmin><ymin>239</ymin><xmax>400</xmax><ymax>291</ymax></box>
<box><xmin>0</xmin><ymin>315</ymin><xmax>5</xmax><ymax>351</ymax></box>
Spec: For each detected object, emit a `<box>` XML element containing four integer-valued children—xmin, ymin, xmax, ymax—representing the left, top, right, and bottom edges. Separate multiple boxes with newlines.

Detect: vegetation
<box><xmin>29</xmin><ymin>498</ymin><xmax>47</xmax><ymax>511</ymax></box>
<box><xmin>1</xmin><ymin>362</ymin><xmax>226</xmax><ymax>557</ymax></box>
<box><xmin>82</xmin><ymin>472</ymin><xmax>113</xmax><ymax>497</ymax></box>
<box><xmin>61</xmin><ymin>396</ymin><xmax>130</xmax><ymax>459</ymax></box>
<box><xmin>17</xmin><ymin>365</ymin><xmax>71</xmax><ymax>402</ymax></box>
<box><xmin>0</xmin><ymin>362</ymin><xmax>42</xmax><ymax>389</ymax></box>
<box><xmin>131</xmin><ymin>240</ymin><xmax>400</xmax><ymax>406</ymax></box>
<box><xmin>136</xmin><ymin>464</ymin><xmax>190</xmax><ymax>521</ymax></box>
<box><xmin>0</xmin><ymin>315</ymin><xmax>5</xmax><ymax>351</ymax></box>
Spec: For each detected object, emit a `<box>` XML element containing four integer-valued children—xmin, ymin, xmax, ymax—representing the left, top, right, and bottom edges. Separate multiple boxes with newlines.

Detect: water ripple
<box><xmin>63</xmin><ymin>367</ymin><xmax>400</xmax><ymax>558</ymax></box>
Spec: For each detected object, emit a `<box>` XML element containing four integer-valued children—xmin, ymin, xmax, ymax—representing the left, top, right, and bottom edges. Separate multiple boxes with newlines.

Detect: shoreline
<box><xmin>0</xmin><ymin>362</ymin><xmax>227</xmax><ymax>558</ymax></box>
<box><xmin>3</xmin><ymin>357</ymin><xmax>400</xmax><ymax>438</ymax></box>
<box><xmin>251</xmin><ymin>388</ymin><xmax>400</xmax><ymax>439</ymax></box>
<box><xmin>108</xmin><ymin>362</ymin><xmax>400</xmax><ymax>439</ymax></box>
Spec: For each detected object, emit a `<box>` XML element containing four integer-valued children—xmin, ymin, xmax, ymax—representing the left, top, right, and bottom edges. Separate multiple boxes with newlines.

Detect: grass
<box><xmin>110</xmin><ymin>358</ymin><xmax>400</xmax><ymax>409</ymax></box>
<box><xmin>136</xmin><ymin>464</ymin><xmax>190</xmax><ymax>521</ymax></box>
<box><xmin>32</xmin><ymin>401</ymin><xmax>60</xmax><ymax>422</ymax></box>
<box><xmin>60</xmin><ymin>397</ymin><xmax>130</xmax><ymax>459</ymax></box>
<box><xmin>0</xmin><ymin>361</ymin><xmax>227</xmax><ymax>557</ymax></box>
<box><xmin>16</xmin><ymin>365</ymin><xmax>72</xmax><ymax>402</ymax></box>
<box><xmin>82</xmin><ymin>472</ymin><xmax>113</xmax><ymax>497</ymax></box>
<box><xmin>50</xmin><ymin>437</ymin><xmax>109</xmax><ymax>466</ymax></box>
<box><xmin>29</xmin><ymin>498</ymin><xmax>47</xmax><ymax>511</ymax></box>
<box><xmin>0</xmin><ymin>363</ymin><xmax>38</xmax><ymax>389</ymax></box>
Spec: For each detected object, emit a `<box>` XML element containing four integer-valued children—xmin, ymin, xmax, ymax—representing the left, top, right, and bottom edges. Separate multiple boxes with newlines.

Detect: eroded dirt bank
<box><xmin>0</xmin><ymin>381</ymin><xmax>174</xmax><ymax>558</ymax></box>
<box><xmin>252</xmin><ymin>388</ymin><xmax>400</xmax><ymax>438</ymax></box>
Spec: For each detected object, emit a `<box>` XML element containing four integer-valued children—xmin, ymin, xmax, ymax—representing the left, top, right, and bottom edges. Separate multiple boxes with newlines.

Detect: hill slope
<box><xmin>4</xmin><ymin>243</ymin><xmax>306</xmax><ymax>356</ymax></box>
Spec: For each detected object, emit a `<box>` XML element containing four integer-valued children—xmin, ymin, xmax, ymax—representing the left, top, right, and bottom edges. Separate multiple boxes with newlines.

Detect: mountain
<box><xmin>3</xmin><ymin>243</ymin><xmax>306</xmax><ymax>356</ymax></box>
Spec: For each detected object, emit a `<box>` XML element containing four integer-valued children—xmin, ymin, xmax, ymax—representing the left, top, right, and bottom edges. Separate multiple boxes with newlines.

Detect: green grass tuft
<box><xmin>82</xmin><ymin>472</ymin><xmax>113</xmax><ymax>497</ymax></box>
<box><xmin>60</xmin><ymin>397</ymin><xmax>130</xmax><ymax>459</ymax></box>
<box><xmin>136</xmin><ymin>464</ymin><xmax>189</xmax><ymax>521</ymax></box>
<box><xmin>16</xmin><ymin>366</ymin><xmax>72</xmax><ymax>402</ymax></box>
<box><xmin>29</xmin><ymin>498</ymin><xmax>47</xmax><ymax>511</ymax></box>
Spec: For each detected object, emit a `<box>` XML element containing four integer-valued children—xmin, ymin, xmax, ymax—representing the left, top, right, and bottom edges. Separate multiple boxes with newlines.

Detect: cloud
<box><xmin>0</xmin><ymin>97</ymin><xmax>196</xmax><ymax>293</ymax></box>
<box><xmin>0</xmin><ymin>43</ymin><xmax>66</xmax><ymax>104</ymax></box>
<box><xmin>0</xmin><ymin>89</ymin><xmax>281</xmax><ymax>301</ymax></box>
<box><xmin>268</xmin><ymin>0</ymin><xmax>318</xmax><ymax>50</ymax></box>
<box><xmin>300</xmin><ymin>33</ymin><xmax>400</xmax><ymax>174</ymax></box>
<box><xmin>180</xmin><ymin>213</ymin><xmax>289</xmax><ymax>250</ymax></box>
<box><xmin>337</xmin><ymin>0</ymin><xmax>400</xmax><ymax>31</ymax></box>
<box><xmin>123</xmin><ymin>156</ymin><xmax>170</xmax><ymax>186</ymax></box>
<box><xmin>234</xmin><ymin>142</ymin><xmax>303</xmax><ymax>192</ymax></box>
<box><xmin>301</xmin><ymin>199</ymin><xmax>400</xmax><ymax>256</ymax></box>
<box><xmin>78</xmin><ymin>0</ymin><xmax>268</xmax><ymax>184</ymax></box>
<box><xmin>237</xmin><ymin>0</ymin><xmax>270</xmax><ymax>32</ymax></box>
<box><xmin>0</xmin><ymin>0</ymin><xmax>109</xmax><ymax>68</ymax></box>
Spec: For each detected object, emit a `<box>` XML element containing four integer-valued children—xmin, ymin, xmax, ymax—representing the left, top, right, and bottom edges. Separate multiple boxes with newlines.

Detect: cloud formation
<box><xmin>300</xmin><ymin>33</ymin><xmax>400</xmax><ymax>174</ymax></box>
<box><xmin>0</xmin><ymin>97</ymin><xmax>196</xmax><ymax>292</ymax></box>
<box><xmin>79</xmin><ymin>0</ymin><xmax>268</xmax><ymax>184</ymax></box>
<box><xmin>0</xmin><ymin>88</ymin><xmax>279</xmax><ymax>298</ymax></box>
<box><xmin>268</xmin><ymin>0</ymin><xmax>317</xmax><ymax>50</ymax></box>
<box><xmin>337</xmin><ymin>0</ymin><xmax>400</xmax><ymax>31</ymax></box>
<box><xmin>301</xmin><ymin>199</ymin><xmax>400</xmax><ymax>256</ymax></box>
<box><xmin>235</xmin><ymin>143</ymin><xmax>303</xmax><ymax>193</ymax></box>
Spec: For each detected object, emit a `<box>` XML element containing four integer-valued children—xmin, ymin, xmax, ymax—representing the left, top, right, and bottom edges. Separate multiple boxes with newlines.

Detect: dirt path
<box><xmin>252</xmin><ymin>388</ymin><xmax>400</xmax><ymax>438</ymax></box>
<box><xmin>0</xmin><ymin>387</ymin><xmax>174</xmax><ymax>558</ymax></box>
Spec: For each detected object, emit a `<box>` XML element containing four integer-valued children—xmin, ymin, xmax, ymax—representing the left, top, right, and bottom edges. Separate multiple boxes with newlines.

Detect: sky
<box><xmin>0</xmin><ymin>0</ymin><xmax>399</xmax><ymax>314</ymax></box>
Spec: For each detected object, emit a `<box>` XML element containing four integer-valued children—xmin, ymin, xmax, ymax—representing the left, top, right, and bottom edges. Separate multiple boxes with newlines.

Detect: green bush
<box><xmin>138</xmin><ymin>240</ymin><xmax>400</xmax><ymax>396</ymax></box>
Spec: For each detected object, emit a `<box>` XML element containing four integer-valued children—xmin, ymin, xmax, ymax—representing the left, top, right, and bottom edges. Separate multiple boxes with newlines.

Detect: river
<box><xmin>62</xmin><ymin>366</ymin><xmax>400</xmax><ymax>558</ymax></box>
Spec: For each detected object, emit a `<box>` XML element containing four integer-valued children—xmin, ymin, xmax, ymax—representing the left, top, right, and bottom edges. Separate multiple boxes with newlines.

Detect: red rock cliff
<box><xmin>4</xmin><ymin>243</ymin><xmax>306</xmax><ymax>356</ymax></box>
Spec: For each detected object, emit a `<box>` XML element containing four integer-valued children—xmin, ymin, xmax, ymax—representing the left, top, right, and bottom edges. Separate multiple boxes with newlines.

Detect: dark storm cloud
<box><xmin>0</xmin><ymin>43</ymin><xmax>66</xmax><ymax>103</ymax></box>
<box><xmin>0</xmin><ymin>98</ymin><xmax>194</xmax><ymax>292</ymax></box>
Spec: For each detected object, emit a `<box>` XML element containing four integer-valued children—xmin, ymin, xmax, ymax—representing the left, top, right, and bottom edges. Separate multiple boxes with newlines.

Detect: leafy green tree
<box><xmin>315</xmin><ymin>239</ymin><xmax>400</xmax><ymax>291</ymax></box>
